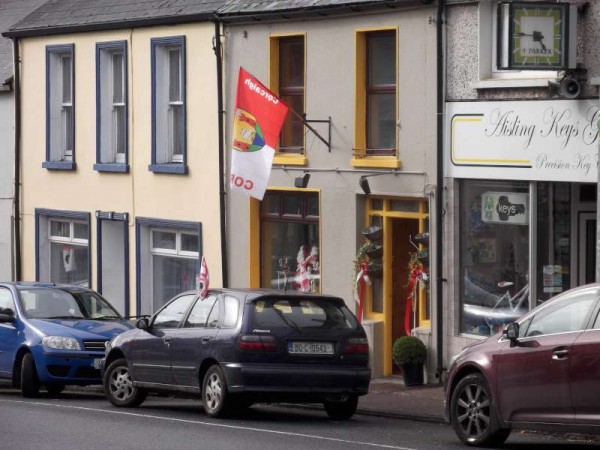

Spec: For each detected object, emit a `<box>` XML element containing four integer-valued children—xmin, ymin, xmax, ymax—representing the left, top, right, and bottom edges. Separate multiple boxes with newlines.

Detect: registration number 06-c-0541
<box><xmin>288</xmin><ymin>341</ymin><xmax>334</xmax><ymax>355</ymax></box>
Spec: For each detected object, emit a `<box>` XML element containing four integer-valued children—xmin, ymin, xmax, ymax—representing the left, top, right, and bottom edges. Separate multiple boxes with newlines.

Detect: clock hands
<box><xmin>518</xmin><ymin>30</ymin><xmax>547</xmax><ymax>52</ymax></box>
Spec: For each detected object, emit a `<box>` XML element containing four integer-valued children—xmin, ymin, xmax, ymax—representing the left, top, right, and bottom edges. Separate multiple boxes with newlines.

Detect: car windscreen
<box><xmin>18</xmin><ymin>288</ymin><xmax>121</xmax><ymax>320</ymax></box>
<box><xmin>251</xmin><ymin>298</ymin><xmax>357</xmax><ymax>330</ymax></box>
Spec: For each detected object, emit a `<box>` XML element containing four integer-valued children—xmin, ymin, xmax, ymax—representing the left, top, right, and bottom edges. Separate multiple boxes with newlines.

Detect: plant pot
<box><xmin>401</xmin><ymin>363</ymin><xmax>424</xmax><ymax>386</ymax></box>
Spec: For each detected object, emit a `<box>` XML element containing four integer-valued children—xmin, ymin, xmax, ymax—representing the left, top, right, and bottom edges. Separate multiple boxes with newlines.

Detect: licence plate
<box><xmin>288</xmin><ymin>341</ymin><xmax>334</xmax><ymax>355</ymax></box>
<box><xmin>93</xmin><ymin>358</ymin><xmax>103</xmax><ymax>369</ymax></box>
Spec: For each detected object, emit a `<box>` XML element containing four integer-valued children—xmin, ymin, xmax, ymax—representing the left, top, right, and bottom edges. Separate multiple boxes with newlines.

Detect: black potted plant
<box><xmin>392</xmin><ymin>336</ymin><xmax>427</xmax><ymax>386</ymax></box>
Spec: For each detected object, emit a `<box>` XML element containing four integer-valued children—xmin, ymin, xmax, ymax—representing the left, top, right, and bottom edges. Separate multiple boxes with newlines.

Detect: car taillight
<box><xmin>237</xmin><ymin>334</ymin><xmax>277</xmax><ymax>351</ymax></box>
<box><xmin>344</xmin><ymin>337</ymin><xmax>369</xmax><ymax>354</ymax></box>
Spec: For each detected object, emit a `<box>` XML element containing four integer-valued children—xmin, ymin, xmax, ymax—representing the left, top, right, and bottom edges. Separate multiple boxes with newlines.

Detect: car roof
<box><xmin>176</xmin><ymin>288</ymin><xmax>344</xmax><ymax>303</ymax></box>
<box><xmin>0</xmin><ymin>281</ymin><xmax>95</xmax><ymax>292</ymax></box>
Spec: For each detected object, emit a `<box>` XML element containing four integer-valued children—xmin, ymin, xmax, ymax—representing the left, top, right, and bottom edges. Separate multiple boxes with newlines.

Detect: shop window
<box><xmin>459</xmin><ymin>180</ymin><xmax>530</xmax><ymax>336</ymax></box>
<box><xmin>354</xmin><ymin>30</ymin><xmax>397</xmax><ymax>158</ymax></box>
<box><xmin>44</xmin><ymin>44</ymin><xmax>75</xmax><ymax>170</ymax></box>
<box><xmin>149</xmin><ymin>36</ymin><xmax>187</xmax><ymax>174</ymax></box>
<box><xmin>36</xmin><ymin>210</ymin><xmax>90</xmax><ymax>287</ymax></box>
<box><xmin>136</xmin><ymin>218</ymin><xmax>200</xmax><ymax>314</ymax></box>
<box><xmin>260</xmin><ymin>191</ymin><xmax>319</xmax><ymax>292</ymax></box>
<box><xmin>95</xmin><ymin>41</ymin><xmax>128</xmax><ymax>172</ymax></box>
<box><xmin>272</xmin><ymin>35</ymin><xmax>304</xmax><ymax>154</ymax></box>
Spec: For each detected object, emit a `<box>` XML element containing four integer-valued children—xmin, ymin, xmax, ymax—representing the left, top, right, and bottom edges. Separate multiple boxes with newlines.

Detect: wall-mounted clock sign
<box><xmin>499</xmin><ymin>2</ymin><xmax>572</xmax><ymax>70</ymax></box>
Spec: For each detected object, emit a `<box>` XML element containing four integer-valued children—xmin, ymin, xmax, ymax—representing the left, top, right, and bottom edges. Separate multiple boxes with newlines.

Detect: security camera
<box><xmin>559</xmin><ymin>75</ymin><xmax>581</xmax><ymax>99</ymax></box>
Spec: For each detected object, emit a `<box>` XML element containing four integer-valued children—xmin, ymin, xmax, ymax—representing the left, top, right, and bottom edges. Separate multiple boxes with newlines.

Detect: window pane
<box><xmin>251</xmin><ymin>298</ymin><xmax>352</xmax><ymax>330</ymax></box>
<box><xmin>223</xmin><ymin>296</ymin><xmax>240</xmax><ymax>328</ymax></box>
<box><xmin>153</xmin><ymin>293</ymin><xmax>195</xmax><ymax>329</ymax></box>
<box><xmin>460</xmin><ymin>180</ymin><xmax>530</xmax><ymax>336</ymax></box>
<box><xmin>181</xmin><ymin>233</ymin><xmax>198</xmax><ymax>252</ymax></box>
<box><xmin>152</xmin><ymin>255</ymin><xmax>198</xmax><ymax>307</ymax></box>
<box><xmin>368</xmin><ymin>32</ymin><xmax>396</xmax><ymax>86</ymax></box>
<box><xmin>185</xmin><ymin>295</ymin><xmax>217</xmax><ymax>328</ymax></box>
<box><xmin>283</xmin><ymin>194</ymin><xmax>302</xmax><ymax>216</ymax></box>
<box><xmin>169</xmin><ymin>104</ymin><xmax>184</xmax><ymax>158</ymax></box>
<box><xmin>367</xmin><ymin>93</ymin><xmax>395</xmax><ymax>150</ymax></box>
<box><xmin>306</xmin><ymin>193</ymin><xmax>319</xmax><ymax>217</ymax></box>
<box><xmin>280</xmin><ymin>37</ymin><xmax>304</xmax><ymax>88</ymax></box>
<box><xmin>63</xmin><ymin>106</ymin><xmax>73</xmax><ymax>158</ymax></box>
<box><xmin>261</xmin><ymin>193</ymin><xmax>279</xmax><ymax>215</ymax></box>
<box><xmin>280</xmin><ymin>94</ymin><xmax>304</xmax><ymax>151</ymax></box>
<box><xmin>114</xmin><ymin>105</ymin><xmax>126</xmax><ymax>157</ymax></box>
<box><xmin>112</xmin><ymin>52</ymin><xmax>124</xmax><ymax>104</ymax></box>
<box><xmin>526</xmin><ymin>292</ymin><xmax>596</xmax><ymax>336</ymax></box>
<box><xmin>50</xmin><ymin>243</ymin><xmax>88</xmax><ymax>287</ymax></box>
<box><xmin>390</xmin><ymin>199</ymin><xmax>420</xmax><ymax>213</ymax></box>
<box><xmin>153</xmin><ymin>231</ymin><xmax>176</xmax><ymax>250</ymax></box>
<box><xmin>50</xmin><ymin>220</ymin><xmax>70</xmax><ymax>238</ymax></box>
<box><xmin>62</xmin><ymin>55</ymin><xmax>72</xmax><ymax>104</ymax></box>
<box><xmin>73</xmin><ymin>222</ymin><xmax>88</xmax><ymax>240</ymax></box>
<box><xmin>169</xmin><ymin>48</ymin><xmax>181</xmax><ymax>102</ymax></box>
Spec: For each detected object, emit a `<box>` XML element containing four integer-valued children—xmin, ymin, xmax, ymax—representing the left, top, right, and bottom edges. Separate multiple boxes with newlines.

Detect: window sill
<box><xmin>148</xmin><ymin>164</ymin><xmax>188</xmax><ymax>174</ymax></box>
<box><xmin>350</xmin><ymin>158</ymin><xmax>401</xmax><ymax>169</ymax></box>
<box><xmin>273</xmin><ymin>154</ymin><xmax>307</xmax><ymax>166</ymax></box>
<box><xmin>475</xmin><ymin>78</ymin><xmax>551</xmax><ymax>90</ymax></box>
<box><xmin>42</xmin><ymin>161</ymin><xmax>76</xmax><ymax>170</ymax></box>
<box><xmin>94</xmin><ymin>163</ymin><xmax>129</xmax><ymax>173</ymax></box>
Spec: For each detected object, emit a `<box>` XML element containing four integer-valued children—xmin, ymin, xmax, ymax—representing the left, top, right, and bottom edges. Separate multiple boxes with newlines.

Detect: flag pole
<box><xmin>287</xmin><ymin>108</ymin><xmax>330</xmax><ymax>149</ymax></box>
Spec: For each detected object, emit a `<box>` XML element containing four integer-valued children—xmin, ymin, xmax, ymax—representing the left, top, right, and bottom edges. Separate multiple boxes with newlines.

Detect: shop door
<box><xmin>578</xmin><ymin>212</ymin><xmax>596</xmax><ymax>285</ymax></box>
<box><xmin>391</xmin><ymin>218</ymin><xmax>419</xmax><ymax>373</ymax></box>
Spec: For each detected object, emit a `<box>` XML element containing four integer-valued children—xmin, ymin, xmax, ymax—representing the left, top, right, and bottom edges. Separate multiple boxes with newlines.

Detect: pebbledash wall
<box><xmin>18</xmin><ymin>24</ymin><xmax>223</xmax><ymax>314</ymax></box>
<box><xmin>443</xmin><ymin>1</ymin><xmax>600</xmax><ymax>364</ymax></box>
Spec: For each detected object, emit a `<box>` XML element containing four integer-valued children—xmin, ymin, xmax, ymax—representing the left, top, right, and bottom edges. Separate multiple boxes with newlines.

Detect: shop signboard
<box><xmin>446</xmin><ymin>99</ymin><xmax>599</xmax><ymax>182</ymax></box>
<box><xmin>481</xmin><ymin>191</ymin><xmax>528</xmax><ymax>225</ymax></box>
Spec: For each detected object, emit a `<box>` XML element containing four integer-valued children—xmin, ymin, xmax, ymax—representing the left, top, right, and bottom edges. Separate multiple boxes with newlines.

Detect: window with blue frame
<box><xmin>44</xmin><ymin>45</ymin><xmax>75</xmax><ymax>170</ymax></box>
<box><xmin>36</xmin><ymin>210</ymin><xmax>91</xmax><ymax>287</ymax></box>
<box><xmin>149</xmin><ymin>36</ymin><xmax>187</xmax><ymax>174</ymax></box>
<box><xmin>95</xmin><ymin>41</ymin><xmax>128</xmax><ymax>172</ymax></box>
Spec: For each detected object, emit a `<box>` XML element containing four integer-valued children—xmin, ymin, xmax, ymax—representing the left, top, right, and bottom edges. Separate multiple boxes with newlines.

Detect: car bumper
<box><xmin>222</xmin><ymin>363</ymin><xmax>371</xmax><ymax>399</ymax></box>
<box><xmin>31</xmin><ymin>346</ymin><xmax>105</xmax><ymax>384</ymax></box>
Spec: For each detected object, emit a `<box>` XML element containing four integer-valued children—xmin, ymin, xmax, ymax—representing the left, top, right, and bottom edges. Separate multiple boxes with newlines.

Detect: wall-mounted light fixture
<box><xmin>294</xmin><ymin>172</ymin><xmax>311</xmax><ymax>188</ymax></box>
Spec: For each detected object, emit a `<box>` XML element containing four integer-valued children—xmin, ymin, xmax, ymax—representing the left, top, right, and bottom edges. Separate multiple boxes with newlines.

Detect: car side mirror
<box><xmin>503</xmin><ymin>322</ymin><xmax>520</xmax><ymax>342</ymax></box>
<box><xmin>135</xmin><ymin>317</ymin><xmax>149</xmax><ymax>330</ymax></box>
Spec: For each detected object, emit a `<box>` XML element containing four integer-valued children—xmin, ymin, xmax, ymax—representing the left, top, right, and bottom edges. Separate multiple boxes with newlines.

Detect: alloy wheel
<box><xmin>204</xmin><ymin>371</ymin><xmax>223</xmax><ymax>413</ymax></box>
<box><xmin>455</xmin><ymin>382</ymin><xmax>491</xmax><ymax>441</ymax></box>
<box><xmin>109</xmin><ymin>366</ymin><xmax>134</xmax><ymax>401</ymax></box>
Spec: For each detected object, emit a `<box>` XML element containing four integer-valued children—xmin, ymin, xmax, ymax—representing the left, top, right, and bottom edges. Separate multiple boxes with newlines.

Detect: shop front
<box><xmin>446</xmin><ymin>99</ymin><xmax>599</xmax><ymax>344</ymax></box>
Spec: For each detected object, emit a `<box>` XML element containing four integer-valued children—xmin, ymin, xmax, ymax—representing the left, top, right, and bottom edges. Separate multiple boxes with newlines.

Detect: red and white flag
<box><xmin>230</xmin><ymin>67</ymin><xmax>288</xmax><ymax>200</ymax></box>
<box><xmin>196</xmin><ymin>257</ymin><xmax>210</xmax><ymax>299</ymax></box>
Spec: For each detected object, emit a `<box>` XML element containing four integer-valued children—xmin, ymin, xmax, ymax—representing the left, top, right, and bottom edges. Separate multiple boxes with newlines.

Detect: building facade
<box><xmin>220</xmin><ymin>0</ymin><xmax>440</xmax><ymax>377</ymax></box>
<box><xmin>5</xmin><ymin>0</ymin><xmax>227</xmax><ymax>316</ymax></box>
<box><xmin>443</xmin><ymin>0</ymin><xmax>600</xmax><ymax>363</ymax></box>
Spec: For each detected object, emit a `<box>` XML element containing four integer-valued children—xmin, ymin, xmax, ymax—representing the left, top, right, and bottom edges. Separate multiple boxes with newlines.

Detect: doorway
<box><xmin>391</xmin><ymin>218</ymin><xmax>419</xmax><ymax>373</ymax></box>
<box><xmin>579</xmin><ymin>212</ymin><xmax>596</xmax><ymax>285</ymax></box>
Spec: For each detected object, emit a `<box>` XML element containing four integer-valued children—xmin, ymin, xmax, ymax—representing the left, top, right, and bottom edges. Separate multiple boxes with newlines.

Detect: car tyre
<box><xmin>46</xmin><ymin>383</ymin><xmax>66</xmax><ymax>396</ymax></box>
<box><xmin>324</xmin><ymin>394</ymin><xmax>359</xmax><ymax>420</ymax></box>
<box><xmin>202</xmin><ymin>365</ymin><xmax>231</xmax><ymax>418</ymax></box>
<box><xmin>21</xmin><ymin>353</ymin><xmax>41</xmax><ymax>398</ymax></box>
<box><xmin>450</xmin><ymin>373</ymin><xmax>510</xmax><ymax>447</ymax></box>
<box><xmin>104</xmin><ymin>358</ymin><xmax>147</xmax><ymax>408</ymax></box>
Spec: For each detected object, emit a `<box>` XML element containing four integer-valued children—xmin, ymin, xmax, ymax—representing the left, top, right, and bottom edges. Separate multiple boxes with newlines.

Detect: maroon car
<box><xmin>444</xmin><ymin>283</ymin><xmax>600</xmax><ymax>447</ymax></box>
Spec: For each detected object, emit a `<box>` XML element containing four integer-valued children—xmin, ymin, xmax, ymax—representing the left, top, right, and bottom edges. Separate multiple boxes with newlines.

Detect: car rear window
<box><xmin>251</xmin><ymin>298</ymin><xmax>357</xmax><ymax>330</ymax></box>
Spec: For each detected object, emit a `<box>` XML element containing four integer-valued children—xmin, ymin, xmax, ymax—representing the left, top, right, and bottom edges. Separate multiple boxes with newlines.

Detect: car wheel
<box><xmin>46</xmin><ymin>383</ymin><xmax>66</xmax><ymax>396</ymax></box>
<box><xmin>450</xmin><ymin>373</ymin><xmax>511</xmax><ymax>447</ymax></box>
<box><xmin>21</xmin><ymin>353</ymin><xmax>41</xmax><ymax>398</ymax></box>
<box><xmin>324</xmin><ymin>394</ymin><xmax>359</xmax><ymax>420</ymax></box>
<box><xmin>202</xmin><ymin>365</ymin><xmax>231</xmax><ymax>418</ymax></box>
<box><xmin>104</xmin><ymin>358</ymin><xmax>147</xmax><ymax>408</ymax></box>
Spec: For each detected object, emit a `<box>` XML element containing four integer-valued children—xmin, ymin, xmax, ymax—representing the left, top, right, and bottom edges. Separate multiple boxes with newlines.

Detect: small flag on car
<box><xmin>196</xmin><ymin>257</ymin><xmax>209</xmax><ymax>299</ymax></box>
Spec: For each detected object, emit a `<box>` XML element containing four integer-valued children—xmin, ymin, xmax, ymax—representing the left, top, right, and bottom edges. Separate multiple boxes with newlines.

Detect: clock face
<box><xmin>510</xmin><ymin>3</ymin><xmax>568</xmax><ymax>69</ymax></box>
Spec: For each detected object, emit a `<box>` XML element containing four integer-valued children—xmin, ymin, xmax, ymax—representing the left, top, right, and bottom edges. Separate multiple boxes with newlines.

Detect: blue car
<box><xmin>0</xmin><ymin>282</ymin><xmax>133</xmax><ymax>397</ymax></box>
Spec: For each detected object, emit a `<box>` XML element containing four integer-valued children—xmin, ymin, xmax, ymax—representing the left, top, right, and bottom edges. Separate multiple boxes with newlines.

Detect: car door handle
<box><xmin>552</xmin><ymin>349</ymin><xmax>569</xmax><ymax>360</ymax></box>
<box><xmin>202</xmin><ymin>337</ymin><xmax>212</xmax><ymax>344</ymax></box>
<box><xmin>163</xmin><ymin>337</ymin><xmax>172</xmax><ymax>347</ymax></box>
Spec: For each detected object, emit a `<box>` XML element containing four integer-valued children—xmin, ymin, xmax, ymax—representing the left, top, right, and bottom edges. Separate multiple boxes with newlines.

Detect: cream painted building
<box><xmin>5</xmin><ymin>1</ymin><xmax>227</xmax><ymax>315</ymax></box>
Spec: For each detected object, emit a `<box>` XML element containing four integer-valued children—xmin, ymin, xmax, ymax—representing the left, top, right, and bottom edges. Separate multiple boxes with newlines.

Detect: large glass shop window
<box><xmin>261</xmin><ymin>191</ymin><xmax>320</xmax><ymax>292</ymax></box>
<box><xmin>460</xmin><ymin>180</ymin><xmax>530</xmax><ymax>336</ymax></box>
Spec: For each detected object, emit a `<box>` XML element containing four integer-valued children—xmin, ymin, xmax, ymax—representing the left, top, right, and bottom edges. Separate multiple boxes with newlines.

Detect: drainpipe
<box><xmin>435</xmin><ymin>0</ymin><xmax>446</xmax><ymax>380</ymax></box>
<box><xmin>214</xmin><ymin>20</ymin><xmax>229</xmax><ymax>288</ymax></box>
<box><xmin>12</xmin><ymin>37</ymin><xmax>22</xmax><ymax>282</ymax></box>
